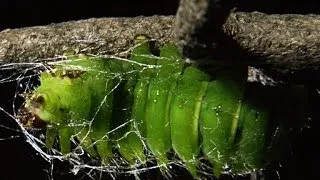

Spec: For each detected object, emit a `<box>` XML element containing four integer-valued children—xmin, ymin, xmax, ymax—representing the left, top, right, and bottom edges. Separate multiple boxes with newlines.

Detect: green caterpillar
<box><xmin>20</xmin><ymin>35</ymin><xmax>300</xmax><ymax>178</ymax></box>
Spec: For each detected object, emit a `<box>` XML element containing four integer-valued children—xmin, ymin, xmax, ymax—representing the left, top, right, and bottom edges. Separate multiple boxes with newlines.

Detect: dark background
<box><xmin>1</xmin><ymin>0</ymin><xmax>320</xmax><ymax>30</ymax></box>
<box><xmin>0</xmin><ymin>1</ymin><xmax>319</xmax><ymax>180</ymax></box>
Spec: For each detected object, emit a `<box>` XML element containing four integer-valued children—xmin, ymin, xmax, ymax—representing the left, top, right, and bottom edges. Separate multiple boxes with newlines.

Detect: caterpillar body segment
<box><xmin>110</xmin><ymin>79</ymin><xmax>139</xmax><ymax>164</ymax></box>
<box><xmin>170</xmin><ymin>66</ymin><xmax>210</xmax><ymax>177</ymax></box>
<box><xmin>231</xmin><ymin>92</ymin><xmax>269</xmax><ymax>174</ymax></box>
<box><xmin>76</xmin><ymin>56</ymin><xmax>116</xmax><ymax>163</ymax></box>
<box><xmin>144</xmin><ymin>43</ymin><xmax>185</xmax><ymax>172</ymax></box>
<box><xmin>87</xmin><ymin>61</ymin><xmax>115</xmax><ymax>163</ymax></box>
<box><xmin>129</xmin><ymin>37</ymin><xmax>158</xmax><ymax>139</ymax></box>
<box><xmin>111</xmin><ymin>37</ymin><xmax>157</xmax><ymax>164</ymax></box>
<box><xmin>199</xmin><ymin>68</ymin><xmax>247</xmax><ymax>176</ymax></box>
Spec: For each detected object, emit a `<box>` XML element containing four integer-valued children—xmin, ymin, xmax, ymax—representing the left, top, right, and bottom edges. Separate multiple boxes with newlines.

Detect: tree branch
<box><xmin>1</xmin><ymin>12</ymin><xmax>320</xmax><ymax>83</ymax></box>
<box><xmin>0</xmin><ymin>16</ymin><xmax>174</xmax><ymax>63</ymax></box>
<box><xmin>224</xmin><ymin>11</ymin><xmax>320</xmax><ymax>74</ymax></box>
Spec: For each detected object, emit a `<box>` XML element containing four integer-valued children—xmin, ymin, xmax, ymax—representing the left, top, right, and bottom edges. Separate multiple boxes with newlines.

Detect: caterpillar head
<box><xmin>23</xmin><ymin>78</ymin><xmax>69</xmax><ymax>126</ymax></box>
<box><xmin>21</xmin><ymin>69</ymin><xmax>90</xmax><ymax>128</ymax></box>
<box><xmin>24</xmin><ymin>92</ymin><xmax>67</xmax><ymax>126</ymax></box>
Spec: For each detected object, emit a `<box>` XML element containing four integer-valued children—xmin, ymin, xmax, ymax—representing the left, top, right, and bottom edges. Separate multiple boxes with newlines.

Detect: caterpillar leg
<box><xmin>58</xmin><ymin>125</ymin><xmax>74</xmax><ymax>155</ymax></box>
<box><xmin>45</xmin><ymin>124</ymin><xmax>58</xmax><ymax>151</ymax></box>
<box><xmin>74</xmin><ymin>127</ymin><xmax>99</xmax><ymax>159</ymax></box>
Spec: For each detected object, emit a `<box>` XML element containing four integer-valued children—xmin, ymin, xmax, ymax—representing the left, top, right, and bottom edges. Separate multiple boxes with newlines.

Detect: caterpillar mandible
<box><xmin>19</xmin><ymin>35</ymin><xmax>304</xmax><ymax>179</ymax></box>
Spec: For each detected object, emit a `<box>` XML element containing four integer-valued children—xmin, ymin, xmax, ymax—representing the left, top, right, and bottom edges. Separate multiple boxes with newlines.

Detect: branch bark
<box><xmin>224</xmin><ymin>12</ymin><xmax>320</xmax><ymax>74</ymax></box>
<box><xmin>0</xmin><ymin>12</ymin><xmax>320</xmax><ymax>83</ymax></box>
<box><xmin>0</xmin><ymin>16</ymin><xmax>174</xmax><ymax>63</ymax></box>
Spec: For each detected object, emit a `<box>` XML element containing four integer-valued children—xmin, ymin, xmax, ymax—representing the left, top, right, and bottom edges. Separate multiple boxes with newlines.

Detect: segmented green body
<box><xmin>23</xmin><ymin>36</ymin><xmax>295</xmax><ymax>178</ymax></box>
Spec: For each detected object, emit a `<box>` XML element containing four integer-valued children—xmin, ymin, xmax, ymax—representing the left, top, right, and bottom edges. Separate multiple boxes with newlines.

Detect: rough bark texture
<box><xmin>1</xmin><ymin>12</ymin><xmax>320</xmax><ymax>83</ymax></box>
<box><xmin>174</xmin><ymin>0</ymin><xmax>235</xmax><ymax>59</ymax></box>
<box><xmin>0</xmin><ymin>16</ymin><xmax>174</xmax><ymax>63</ymax></box>
<box><xmin>224</xmin><ymin>11</ymin><xmax>320</xmax><ymax>74</ymax></box>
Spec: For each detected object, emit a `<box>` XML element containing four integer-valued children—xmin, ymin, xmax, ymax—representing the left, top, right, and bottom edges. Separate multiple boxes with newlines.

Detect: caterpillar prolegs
<box><xmin>20</xmin><ymin>36</ymin><xmax>306</xmax><ymax>178</ymax></box>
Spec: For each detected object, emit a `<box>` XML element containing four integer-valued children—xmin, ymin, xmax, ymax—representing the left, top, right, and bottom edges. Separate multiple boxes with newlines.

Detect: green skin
<box><xmin>231</xmin><ymin>93</ymin><xmax>269</xmax><ymax>173</ymax></box>
<box><xmin>200</xmin><ymin>69</ymin><xmax>247</xmax><ymax>176</ymax></box>
<box><xmin>25</xmin><ymin>57</ymin><xmax>114</xmax><ymax>162</ymax></box>
<box><xmin>23</xmin><ymin>37</ymin><xmax>288</xmax><ymax>178</ymax></box>
<box><xmin>170</xmin><ymin>66</ymin><xmax>210</xmax><ymax>177</ymax></box>
<box><xmin>145</xmin><ymin>43</ymin><xmax>185</xmax><ymax>173</ymax></box>
<box><xmin>115</xmin><ymin>36</ymin><xmax>157</xmax><ymax>164</ymax></box>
